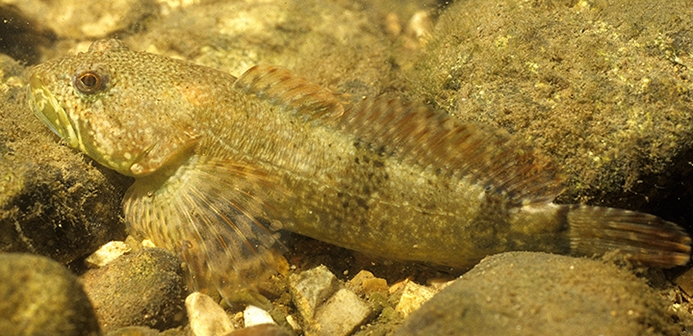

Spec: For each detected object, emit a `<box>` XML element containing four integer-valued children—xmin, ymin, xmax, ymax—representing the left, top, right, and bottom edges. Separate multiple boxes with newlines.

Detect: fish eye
<box><xmin>74</xmin><ymin>71</ymin><xmax>105</xmax><ymax>94</ymax></box>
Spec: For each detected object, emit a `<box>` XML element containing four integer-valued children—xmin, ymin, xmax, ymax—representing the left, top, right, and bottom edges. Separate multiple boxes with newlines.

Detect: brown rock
<box><xmin>81</xmin><ymin>248</ymin><xmax>186</xmax><ymax>333</ymax></box>
<box><xmin>346</xmin><ymin>270</ymin><xmax>389</xmax><ymax>298</ymax></box>
<box><xmin>0</xmin><ymin>253</ymin><xmax>101</xmax><ymax>336</ymax></box>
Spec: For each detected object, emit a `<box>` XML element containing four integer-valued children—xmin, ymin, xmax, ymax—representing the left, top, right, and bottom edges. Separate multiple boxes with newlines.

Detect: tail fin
<box><xmin>567</xmin><ymin>205</ymin><xmax>691</xmax><ymax>267</ymax></box>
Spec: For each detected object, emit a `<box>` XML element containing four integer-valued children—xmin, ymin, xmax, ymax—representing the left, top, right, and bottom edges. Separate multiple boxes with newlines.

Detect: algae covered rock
<box><xmin>396</xmin><ymin>252</ymin><xmax>689</xmax><ymax>336</ymax></box>
<box><xmin>411</xmin><ymin>0</ymin><xmax>693</xmax><ymax>219</ymax></box>
<box><xmin>0</xmin><ymin>253</ymin><xmax>101</xmax><ymax>336</ymax></box>
<box><xmin>81</xmin><ymin>248</ymin><xmax>186</xmax><ymax>333</ymax></box>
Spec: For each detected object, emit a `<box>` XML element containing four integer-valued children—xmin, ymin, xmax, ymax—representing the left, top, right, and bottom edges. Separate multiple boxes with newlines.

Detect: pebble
<box><xmin>411</xmin><ymin>0</ymin><xmax>693</xmax><ymax>215</ymax></box>
<box><xmin>85</xmin><ymin>241</ymin><xmax>132</xmax><ymax>268</ymax></box>
<box><xmin>186</xmin><ymin>292</ymin><xmax>235</xmax><ymax>336</ymax></box>
<box><xmin>288</xmin><ymin>265</ymin><xmax>340</xmax><ymax>320</ymax></box>
<box><xmin>674</xmin><ymin>266</ymin><xmax>693</xmax><ymax>298</ymax></box>
<box><xmin>0</xmin><ymin>253</ymin><xmax>100</xmax><ymax>336</ymax></box>
<box><xmin>346</xmin><ymin>270</ymin><xmax>389</xmax><ymax>297</ymax></box>
<box><xmin>0</xmin><ymin>139</ymin><xmax>126</xmax><ymax>265</ymax></box>
<box><xmin>243</xmin><ymin>305</ymin><xmax>275</xmax><ymax>327</ymax></box>
<box><xmin>313</xmin><ymin>288</ymin><xmax>372</xmax><ymax>336</ymax></box>
<box><xmin>394</xmin><ymin>280</ymin><xmax>437</xmax><ymax>318</ymax></box>
<box><xmin>395</xmin><ymin>252</ymin><xmax>686</xmax><ymax>336</ymax></box>
<box><xmin>81</xmin><ymin>248</ymin><xmax>186</xmax><ymax>333</ymax></box>
<box><xmin>289</xmin><ymin>265</ymin><xmax>373</xmax><ymax>336</ymax></box>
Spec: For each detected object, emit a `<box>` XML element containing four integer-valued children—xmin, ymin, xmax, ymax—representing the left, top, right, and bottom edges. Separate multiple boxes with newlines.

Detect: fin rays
<box><xmin>336</xmin><ymin>97</ymin><xmax>564</xmax><ymax>204</ymax></box>
<box><xmin>567</xmin><ymin>205</ymin><xmax>691</xmax><ymax>267</ymax></box>
<box><xmin>234</xmin><ymin>64</ymin><xmax>344</xmax><ymax>119</ymax></box>
<box><xmin>124</xmin><ymin>156</ymin><xmax>286</xmax><ymax>306</ymax></box>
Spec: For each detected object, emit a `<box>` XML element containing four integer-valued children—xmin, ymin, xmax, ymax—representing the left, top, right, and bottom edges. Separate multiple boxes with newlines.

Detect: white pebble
<box><xmin>244</xmin><ymin>305</ymin><xmax>275</xmax><ymax>327</ymax></box>
<box><xmin>395</xmin><ymin>281</ymin><xmax>437</xmax><ymax>318</ymax></box>
<box><xmin>84</xmin><ymin>241</ymin><xmax>130</xmax><ymax>268</ymax></box>
<box><xmin>186</xmin><ymin>292</ymin><xmax>234</xmax><ymax>336</ymax></box>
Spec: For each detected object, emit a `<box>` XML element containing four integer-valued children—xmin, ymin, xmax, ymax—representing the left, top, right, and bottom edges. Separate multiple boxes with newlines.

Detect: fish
<box><xmin>27</xmin><ymin>39</ymin><xmax>691</xmax><ymax>306</ymax></box>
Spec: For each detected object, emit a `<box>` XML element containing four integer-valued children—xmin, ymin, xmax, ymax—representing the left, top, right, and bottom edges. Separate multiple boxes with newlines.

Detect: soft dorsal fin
<box><xmin>234</xmin><ymin>65</ymin><xmax>564</xmax><ymax>205</ymax></box>
<box><xmin>337</xmin><ymin>97</ymin><xmax>565</xmax><ymax>204</ymax></box>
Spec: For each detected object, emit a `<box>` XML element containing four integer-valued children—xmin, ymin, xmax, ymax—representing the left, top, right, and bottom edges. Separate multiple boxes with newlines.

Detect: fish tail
<box><xmin>565</xmin><ymin>205</ymin><xmax>691</xmax><ymax>267</ymax></box>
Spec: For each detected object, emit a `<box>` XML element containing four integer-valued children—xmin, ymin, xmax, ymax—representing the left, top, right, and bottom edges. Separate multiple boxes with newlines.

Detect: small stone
<box><xmin>285</xmin><ymin>315</ymin><xmax>302</xmax><ymax>333</ymax></box>
<box><xmin>85</xmin><ymin>241</ymin><xmax>131</xmax><ymax>268</ymax></box>
<box><xmin>314</xmin><ymin>288</ymin><xmax>372</xmax><ymax>336</ymax></box>
<box><xmin>289</xmin><ymin>265</ymin><xmax>340</xmax><ymax>320</ymax></box>
<box><xmin>674</xmin><ymin>266</ymin><xmax>693</xmax><ymax>297</ymax></box>
<box><xmin>346</xmin><ymin>270</ymin><xmax>388</xmax><ymax>297</ymax></box>
<box><xmin>394</xmin><ymin>281</ymin><xmax>437</xmax><ymax>318</ymax></box>
<box><xmin>81</xmin><ymin>248</ymin><xmax>186</xmax><ymax>333</ymax></box>
<box><xmin>186</xmin><ymin>292</ymin><xmax>235</xmax><ymax>336</ymax></box>
<box><xmin>227</xmin><ymin>324</ymin><xmax>291</xmax><ymax>336</ymax></box>
<box><xmin>244</xmin><ymin>305</ymin><xmax>275</xmax><ymax>327</ymax></box>
<box><xmin>141</xmin><ymin>239</ymin><xmax>157</xmax><ymax>248</ymax></box>
<box><xmin>0</xmin><ymin>253</ymin><xmax>100</xmax><ymax>336</ymax></box>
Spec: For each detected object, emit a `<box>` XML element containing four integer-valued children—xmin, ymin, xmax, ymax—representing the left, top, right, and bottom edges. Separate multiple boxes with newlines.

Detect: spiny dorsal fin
<box><xmin>337</xmin><ymin>97</ymin><xmax>565</xmax><ymax>204</ymax></box>
<box><xmin>124</xmin><ymin>156</ymin><xmax>287</xmax><ymax>308</ymax></box>
<box><xmin>234</xmin><ymin>64</ymin><xmax>345</xmax><ymax>119</ymax></box>
<box><xmin>235</xmin><ymin>65</ymin><xmax>564</xmax><ymax>204</ymax></box>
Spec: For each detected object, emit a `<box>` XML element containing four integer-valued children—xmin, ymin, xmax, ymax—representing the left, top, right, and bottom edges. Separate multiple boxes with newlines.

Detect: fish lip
<box><xmin>27</xmin><ymin>74</ymin><xmax>58</xmax><ymax>135</ymax></box>
<box><xmin>27</xmin><ymin>71</ymin><xmax>81</xmax><ymax>149</ymax></box>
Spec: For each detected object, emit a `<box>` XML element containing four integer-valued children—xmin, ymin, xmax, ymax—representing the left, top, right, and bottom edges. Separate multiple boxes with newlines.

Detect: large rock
<box><xmin>411</xmin><ymin>0</ymin><xmax>693</xmax><ymax>221</ymax></box>
<box><xmin>0</xmin><ymin>253</ymin><xmax>101</xmax><ymax>336</ymax></box>
<box><xmin>396</xmin><ymin>252</ymin><xmax>688</xmax><ymax>336</ymax></box>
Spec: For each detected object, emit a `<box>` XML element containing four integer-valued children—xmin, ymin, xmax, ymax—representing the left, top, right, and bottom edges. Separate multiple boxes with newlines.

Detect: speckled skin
<box><xmin>27</xmin><ymin>39</ymin><xmax>691</xmax><ymax>305</ymax></box>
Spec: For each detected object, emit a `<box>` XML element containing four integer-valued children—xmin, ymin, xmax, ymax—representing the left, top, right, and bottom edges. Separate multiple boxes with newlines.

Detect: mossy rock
<box><xmin>410</xmin><ymin>0</ymin><xmax>693</xmax><ymax>224</ymax></box>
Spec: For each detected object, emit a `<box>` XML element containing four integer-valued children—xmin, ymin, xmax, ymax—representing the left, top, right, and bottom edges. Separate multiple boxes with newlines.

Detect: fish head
<box><xmin>27</xmin><ymin>39</ymin><xmax>199</xmax><ymax>177</ymax></box>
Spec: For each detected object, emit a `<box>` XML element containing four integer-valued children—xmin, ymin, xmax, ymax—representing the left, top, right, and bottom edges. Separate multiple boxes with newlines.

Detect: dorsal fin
<box><xmin>235</xmin><ymin>65</ymin><xmax>564</xmax><ymax>204</ymax></box>
<box><xmin>337</xmin><ymin>97</ymin><xmax>565</xmax><ymax>204</ymax></box>
<box><xmin>234</xmin><ymin>64</ymin><xmax>345</xmax><ymax>119</ymax></box>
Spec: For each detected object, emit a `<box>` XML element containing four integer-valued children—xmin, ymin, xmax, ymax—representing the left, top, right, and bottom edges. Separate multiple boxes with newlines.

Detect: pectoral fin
<box><xmin>124</xmin><ymin>155</ymin><xmax>289</xmax><ymax>307</ymax></box>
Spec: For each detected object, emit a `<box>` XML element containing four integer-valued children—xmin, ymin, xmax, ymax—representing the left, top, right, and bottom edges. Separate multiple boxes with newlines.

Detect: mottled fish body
<box><xmin>27</xmin><ymin>39</ymin><xmax>691</xmax><ymax>305</ymax></box>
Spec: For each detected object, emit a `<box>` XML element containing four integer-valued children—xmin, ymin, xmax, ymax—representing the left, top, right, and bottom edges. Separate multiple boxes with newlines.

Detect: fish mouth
<box><xmin>27</xmin><ymin>73</ymin><xmax>81</xmax><ymax>149</ymax></box>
